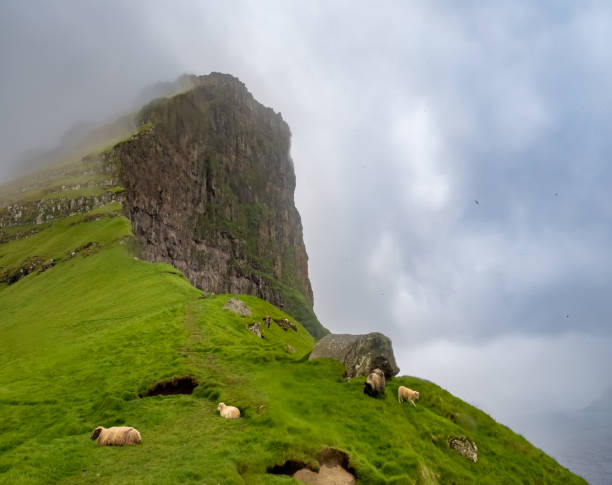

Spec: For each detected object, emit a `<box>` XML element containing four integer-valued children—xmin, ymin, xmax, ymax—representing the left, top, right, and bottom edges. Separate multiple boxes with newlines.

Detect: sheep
<box><xmin>364</xmin><ymin>368</ymin><xmax>386</xmax><ymax>397</ymax></box>
<box><xmin>217</xmin><ymin>402</ymin><xmax>241</xmax><ymax>419</ymax></box>
<box><xmin>398</xmin><ymin>385</ymin><xmax>420</xmax><ymax>406</ymax></box>
<box><xmin>90</xmin><ymin>426</ymin><xmax>142</xmax><ymax>446</ymax></box>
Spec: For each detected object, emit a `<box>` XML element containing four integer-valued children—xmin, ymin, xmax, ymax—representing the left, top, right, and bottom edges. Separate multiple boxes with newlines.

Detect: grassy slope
<box><xmin>0</xmin><ymin>205</ymin><xmax>586</xmax><ymax>484</ymax></box>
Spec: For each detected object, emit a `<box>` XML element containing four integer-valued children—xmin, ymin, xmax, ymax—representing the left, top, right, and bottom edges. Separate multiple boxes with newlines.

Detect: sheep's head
<box><xmin>217</xmin><ymin>402</ymin><xmax>225</xmax><ymax>411</ymax></box>
<box><xmin>415</xmin><ymin>392</ymin><xmax>420</xmax><ymax>399</ymax></box>
<box><xmin>90</xmin><ymin>426</ymin><xmax>103</xmax><ymax>440</ymax></box>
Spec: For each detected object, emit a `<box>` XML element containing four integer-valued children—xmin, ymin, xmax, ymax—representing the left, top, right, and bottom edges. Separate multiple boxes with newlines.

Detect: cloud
<box><xmin>399</xmin><ymin>332</ymin><xmax>612</xmax><ymax>419</ymax></box>
<box><xmin>391</xmin><ymin>102</ymin><xmax>450</xmax><ymax>211</ymax></box>
<box><xmin>2</xmin><ymin>0</ymin><xmax>612</xmax><ymax>424</ymax></box>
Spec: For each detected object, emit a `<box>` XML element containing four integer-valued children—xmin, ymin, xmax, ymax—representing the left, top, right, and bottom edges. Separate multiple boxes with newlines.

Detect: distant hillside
<box><xmin>0</xmin><ymin>73</ymin><xmax>587</xmax><ymax>484</ymax></box>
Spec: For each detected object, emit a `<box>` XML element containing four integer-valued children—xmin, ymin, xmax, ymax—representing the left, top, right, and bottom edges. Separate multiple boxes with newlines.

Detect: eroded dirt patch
<box><xmin>293</xmin><ymin>464</ymin><xmax>355</xmax><ymax>485</ymax></box>
<box><xmin>140</xmin><ymin>376</ymin><xmax>198</xmax><ymax>397</ymax></box>
<box><xmin>268</xmin><ymin>448</ymin><xmax>355</xmax><ymax>485</ymax></box>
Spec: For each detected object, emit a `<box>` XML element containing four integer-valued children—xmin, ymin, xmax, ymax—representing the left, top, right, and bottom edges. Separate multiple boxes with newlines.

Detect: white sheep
<box><xmin>398</xmin><ymin>386</ymin><xmax>420</xmax><ymax>406</ymax></box>
<box><xmin>217</xmin><ymin>402</ymin><xmax>241</xmax><ymax>419</ymax></box>
<box><xmin>90</xmin><ymin>426</ymin><xmax>142</xmax><ymax>446</ymax></box>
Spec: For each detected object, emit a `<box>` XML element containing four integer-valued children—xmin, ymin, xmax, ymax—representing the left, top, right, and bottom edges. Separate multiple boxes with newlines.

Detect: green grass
<box><xmin>0</xmin><ymin>209</ymin><xmax>586</xmax><ymax>483</ymax></box>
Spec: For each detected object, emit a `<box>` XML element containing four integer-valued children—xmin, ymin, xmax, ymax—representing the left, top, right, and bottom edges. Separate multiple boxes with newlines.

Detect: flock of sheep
<box><xmin>90</xmin><ymin>402</ymin><xmax>241</xmax><ymax>446</ymax></box>
<box><xmin>364</xmin><ymin>368</ymin><xmax>420</xmax><ymax>405</ymax></box>
<box><xmin>89</xmin><ymin>308</ymin><xmax>419</xmax><ymax>448</ymax></box>
<box><xmin>90</xmin><ymin>376</ymin><xmax>418</xmax><ymax>446</ymax></box>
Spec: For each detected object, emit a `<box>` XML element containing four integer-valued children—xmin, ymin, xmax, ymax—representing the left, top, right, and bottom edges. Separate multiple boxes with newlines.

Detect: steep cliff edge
<box><xmin>115</xmin><ymin>73</ymin><xmax>327</xmax><ymax>338</ymax></box>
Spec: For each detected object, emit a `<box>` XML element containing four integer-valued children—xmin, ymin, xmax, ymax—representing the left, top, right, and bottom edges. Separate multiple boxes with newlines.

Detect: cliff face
<box><xmin>116</xmin><ymin>73</ymin><xmax>327</xmax><ymax>338</ymax></box>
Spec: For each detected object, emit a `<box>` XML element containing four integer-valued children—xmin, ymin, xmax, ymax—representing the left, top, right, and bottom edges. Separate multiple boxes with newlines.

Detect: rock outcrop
<box><xmin>223</xmin><ymin>298</ymin><xmax>252</xmax><ymax>317</ymax></box>
<box><xmin>114</xmin><ymin>73</ymin><xmax>327</xmax><ymax>338</ymax></box>
<box><xmin>448</xmin><ymin>436</ymin><xmax>478</xmax><ymax>463</ymax></box>
<box><xmin>248</xmin><ymin>322</ymin><xmax>262</xmax><ymax>338</ymax></box>
<box><xmin>309</xmin><ymin>332</ymin><xmax>400</xmax><ymax>378</ymax></box>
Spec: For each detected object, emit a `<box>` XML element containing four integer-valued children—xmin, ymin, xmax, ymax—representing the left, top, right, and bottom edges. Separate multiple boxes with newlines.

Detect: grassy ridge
<box><xmin>0</xmin><ymin>207</ymin><xmax>586</xmax><ymax>484</ymax></box>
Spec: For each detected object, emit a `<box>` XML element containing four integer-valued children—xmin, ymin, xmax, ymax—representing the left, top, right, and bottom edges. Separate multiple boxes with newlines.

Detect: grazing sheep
<box><xmin>364</xmin><ymin>368</ymin><xmax>386</xmax><ymax>397</ymax></box>
<box><xmin>90</xmin><ymin>426</ymin><xmax>142</xmax><ymax>446</ymax></box>
<box><xmin>217</xmin><ymin>402</ymin><xmax>241</xmax><ymax>419</ymax></box>
<box><xmin>264</xmin><ymin>315</ymin><xmax>271</xmax><ymax>328</ymax></box>
<box><xmin>398</xmin><ymin>386</ymin><xmax>420</xmax><ymax>406</ymax></box>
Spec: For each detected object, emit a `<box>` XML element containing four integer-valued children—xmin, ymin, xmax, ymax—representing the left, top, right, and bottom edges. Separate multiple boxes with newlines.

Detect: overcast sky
<box><xmin>2</xmin><ymin>1</ymin><xmax>612</xmax><ymax>428</ymax></box>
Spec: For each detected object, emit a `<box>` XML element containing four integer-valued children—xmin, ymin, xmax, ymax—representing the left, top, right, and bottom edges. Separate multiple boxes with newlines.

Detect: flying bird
<box><xmin>474</xmin><ymin>199</ymin><xmax>479</xmax><ymax>205</ymax></box>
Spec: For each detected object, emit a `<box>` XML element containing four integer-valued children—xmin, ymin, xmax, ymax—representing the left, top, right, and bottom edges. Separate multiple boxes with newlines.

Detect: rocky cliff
<box><xmin>115</xmin><ymin>73</ymin><xmax>327</xmax><ymax>338</ymax></box>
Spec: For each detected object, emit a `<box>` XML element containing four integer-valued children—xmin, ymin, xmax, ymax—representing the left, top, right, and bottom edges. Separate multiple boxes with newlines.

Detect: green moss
<box><xmin>106</xmin><ymin>186</ymin><xmax>125</xmax><ymax>195</ymax></box>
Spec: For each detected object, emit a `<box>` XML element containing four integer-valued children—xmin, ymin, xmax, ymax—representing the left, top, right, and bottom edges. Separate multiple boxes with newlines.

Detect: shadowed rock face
<box><xmin>309</xmin><ymin>332</ymin><xmax>400</xmax><ymax>378</ymax></box>
<box><xmin>115</xmin><ymin>73</ymin><xmax>327</xmax><ymax>339</ymax></box>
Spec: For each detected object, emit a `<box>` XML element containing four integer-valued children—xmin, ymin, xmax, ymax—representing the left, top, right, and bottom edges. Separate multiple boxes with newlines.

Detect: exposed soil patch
<box><xmin>140</xmin><ymin>376</ymin><xmax>198</xmax><ymax>397</ymax></box>
<box><xmin>293</xmin><ymin>465</ymin><xmax>355</xmax><ymax>485</ymax></box>
<box><xmin>268</xmin><ymin>448</ymin><xmax>355</xmax><ymax>484</ymax></box>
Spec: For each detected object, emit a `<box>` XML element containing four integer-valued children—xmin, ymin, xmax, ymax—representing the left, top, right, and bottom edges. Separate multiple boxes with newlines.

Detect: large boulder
<box><xmin>309</xmin><ymin>333</ymin><xmax>400</xmax><ymax>379</ymax></box>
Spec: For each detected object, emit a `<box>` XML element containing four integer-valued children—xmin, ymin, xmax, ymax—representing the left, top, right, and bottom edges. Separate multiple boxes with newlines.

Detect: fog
<box><xmin>2</xmin><ymin>0</ymin><xmax>612</xmax><ymax>432</ymax></box>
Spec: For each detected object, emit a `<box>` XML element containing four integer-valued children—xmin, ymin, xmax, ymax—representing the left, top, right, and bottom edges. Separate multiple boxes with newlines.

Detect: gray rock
<box><xmin>223</xmin><ymin>298</ymin><xmax>252</xmax><ymax>317</ymax></box>
<box><xmin>274</xmin><ymin>317</ymin><xmax>297</xmax><ymax>332</ymax></box>
<box><xmin>248</xmin><ymin>322</ymin><xmax>262</xmax><ymax>338</ymax></box>
<box><xmin>448</xmin><ymin>436</ymin><xmax>478</xmax><ymax>462</ymax></box>
<box><xmin>309</xmin><ymin>333</ymin><xmax>400</xmax><ymax>379</ymax></box>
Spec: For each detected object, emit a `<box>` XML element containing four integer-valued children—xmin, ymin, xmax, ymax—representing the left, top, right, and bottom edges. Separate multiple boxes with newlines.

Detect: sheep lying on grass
<box><xmin>90</xmin><ymin>426</ymin><xmax>142</xmax><ymax>446</ymax></box>
<box><xmin>398</xmin><ymin>386</ymin><xmax>420</xmax><ymax>406</ymax></box>
<box><xmin>364</xmin><ymin>368</ymin><xmax>385</xmax><ymax>397</ymax></box>
<box><xmin>218</xmin><ymin>402</ymin><xmax>241</xmax><ymax>419</ymax></box>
